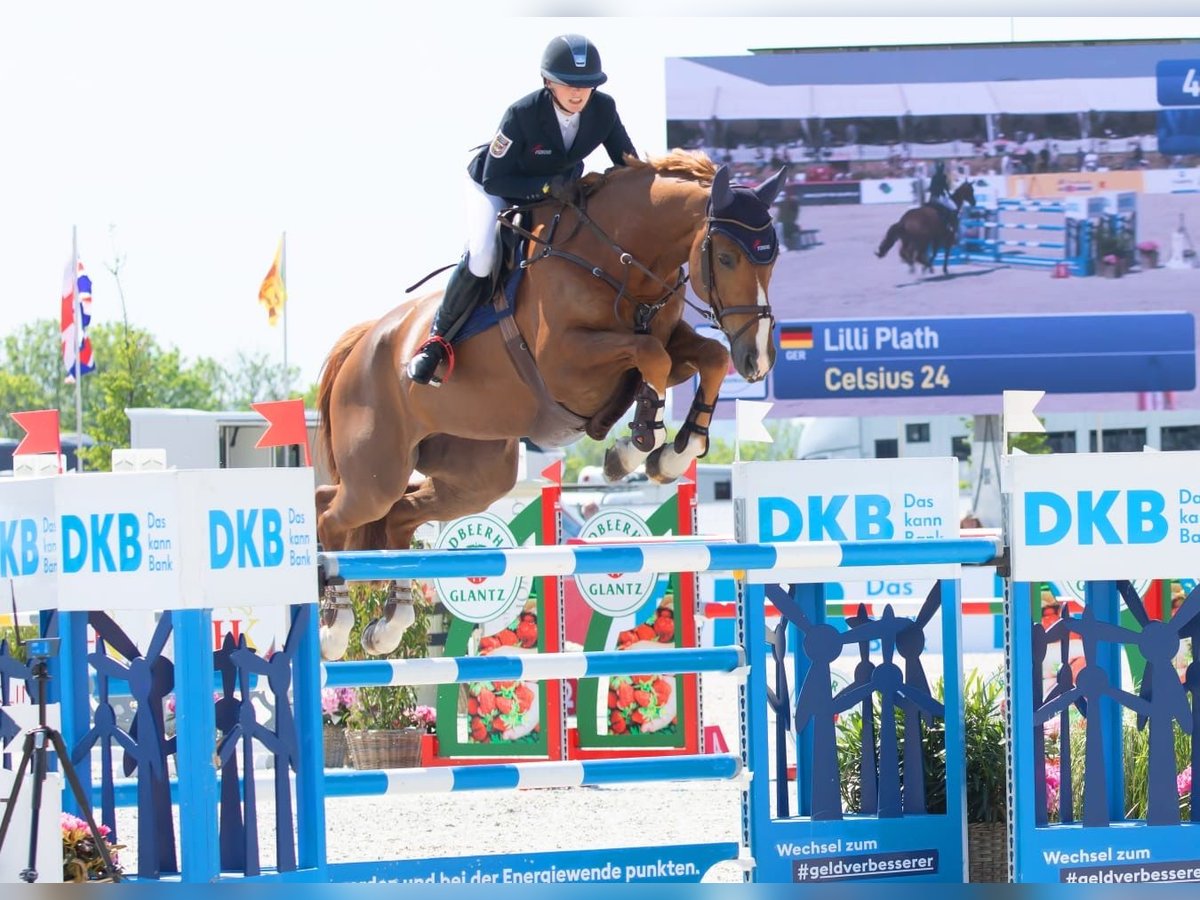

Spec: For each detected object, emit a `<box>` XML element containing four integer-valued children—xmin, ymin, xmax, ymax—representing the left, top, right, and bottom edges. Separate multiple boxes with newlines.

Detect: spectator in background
<box><xmin>1129</xmin><ymin>139</ymin><xmax>1145</xmax><ymax>169</ymax></box>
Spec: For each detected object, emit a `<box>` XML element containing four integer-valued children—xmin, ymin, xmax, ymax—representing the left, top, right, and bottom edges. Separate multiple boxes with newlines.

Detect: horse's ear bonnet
<box><xmin>707</xmin><ymin>164</ymin><xmax>786</xmax><ymax>266</ymax></box>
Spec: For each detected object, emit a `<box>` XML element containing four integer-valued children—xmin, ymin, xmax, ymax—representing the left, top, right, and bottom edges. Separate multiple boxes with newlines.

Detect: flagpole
<box><xmin>72</xmin><ymin>225</ymin><xmax>84</xmax><ymax>472</ymax></box>
<box><xmin>281</xmin><ymin>230</ymin><xmax>289</xmax><ymax>394</ymax></box>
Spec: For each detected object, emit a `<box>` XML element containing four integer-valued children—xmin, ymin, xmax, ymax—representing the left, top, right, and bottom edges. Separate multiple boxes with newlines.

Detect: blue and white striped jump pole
<box><xmin>319</xmin><ymin>537</ymin><xmax>1002</xmax><ymax>584</ymax></box>
<box><xmin>99</xmin><ymin>754</ymin><xmax>741</xmax><ymax>807</ymax></box>
<box><xmin>322</xmin><ymin>646</ymin><xmax>746</xmax><ymax>688</ymax></box>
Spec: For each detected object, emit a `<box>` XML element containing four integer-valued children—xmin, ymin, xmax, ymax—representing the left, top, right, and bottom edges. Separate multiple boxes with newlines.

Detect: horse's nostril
<box><xmin>743</xmin><ymin>351</ymin><xmax>757</xmax><ymax>374</ymax></box>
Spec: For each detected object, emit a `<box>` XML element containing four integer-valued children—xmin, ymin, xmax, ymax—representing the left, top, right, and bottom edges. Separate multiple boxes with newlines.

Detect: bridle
<box><xmin>500</xmin><ymin>182</ymin><xmax>776</xmax><ymax>339</ymax></box>
<box><xmin>699</xmin><ymin>199</ymin><xmax>778</xmax><ymax>344</ymax></box>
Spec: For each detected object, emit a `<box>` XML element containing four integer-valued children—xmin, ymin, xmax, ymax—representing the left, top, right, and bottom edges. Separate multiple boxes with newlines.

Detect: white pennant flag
<box><xmin>1002</xmin><ymin>390</ymin><xmax>1045</xmax><ymax>436</ymax></box>
<box><xmin>736</xmin><ymin>400</ymin><xmax>774</xmax><ymax>444</ymax></box>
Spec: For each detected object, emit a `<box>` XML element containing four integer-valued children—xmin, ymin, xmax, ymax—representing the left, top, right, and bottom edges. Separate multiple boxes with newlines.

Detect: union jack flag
<box><xmin>61</xmin><ymin>259</ymin><xmax>95</xmax><ymax>382</ymax></box>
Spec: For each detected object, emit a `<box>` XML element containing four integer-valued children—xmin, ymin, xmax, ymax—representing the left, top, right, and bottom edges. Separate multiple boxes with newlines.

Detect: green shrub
<box><xmin>834</xmin><ymin>668</ymin><xmax>1007</xmax><ymax>823</ymax></box>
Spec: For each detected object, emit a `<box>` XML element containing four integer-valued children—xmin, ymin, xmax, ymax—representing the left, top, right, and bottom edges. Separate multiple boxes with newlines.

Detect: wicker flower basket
<box><xmin>323</xmin><ymin>725</ymin><xmax>348</xmax><ymax>768</ymax></box>
<box><xmin>967</xmin><ymin>822</ymin><xmax>1008</xmax><ymax>883</ymax></box>
<box><xmin>345</xmin><ymin>727</ymin><xmax>423</xmax><ymax>769</ymax></box>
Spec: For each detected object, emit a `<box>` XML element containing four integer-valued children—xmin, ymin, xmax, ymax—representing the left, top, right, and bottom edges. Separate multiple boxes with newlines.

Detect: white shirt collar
<box><xmin>554</xmin><ymin>105</ymin><xmax>581</xmax><ymax>151</ymax></box>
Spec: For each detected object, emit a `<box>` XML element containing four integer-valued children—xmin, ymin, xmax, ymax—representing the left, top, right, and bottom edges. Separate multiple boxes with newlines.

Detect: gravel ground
<box><xmin>113</xmin><ymin>651</ymin><xmax>1005</xmax><ymax>882</ymax></box>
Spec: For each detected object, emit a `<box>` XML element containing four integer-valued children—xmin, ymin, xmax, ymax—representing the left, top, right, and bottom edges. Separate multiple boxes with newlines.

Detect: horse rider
<box><xmin>407</xmin><ymin>34</ymin><xmax>638</xmax><ymax>385</ymax></box>
<box><xmin>926</xmin><ymin>161</ymin><xmax>957</xmax><ymax>231</ymax></box>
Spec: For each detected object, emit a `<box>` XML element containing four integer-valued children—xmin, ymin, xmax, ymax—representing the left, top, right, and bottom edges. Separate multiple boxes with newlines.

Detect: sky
<box><xmin>4</xmin><ymin>7</ymin><xmax>1200</xmax><ymax>392</ymax></box>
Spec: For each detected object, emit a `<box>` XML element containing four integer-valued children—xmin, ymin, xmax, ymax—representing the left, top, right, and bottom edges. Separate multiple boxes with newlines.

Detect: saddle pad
<box><xmin>451</xmin><ymin>242</ymin><xmax>528</xmax><ymax>345</ymax></box>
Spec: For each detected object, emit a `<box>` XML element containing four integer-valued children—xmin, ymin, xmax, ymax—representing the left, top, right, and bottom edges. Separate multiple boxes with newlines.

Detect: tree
<box><xmin>0</xmin><ymin>316</ymin><xmax>223</xmax><ymax>469</ymax></box>
<box><xmin>77</xmin><ymin>324</ymin><xmax>222</xmax><ymax>470</ymax></box>
<box><xmin>212</xmin><ymin>350</ymin><xmax>301</xmax><ymax>410</ymax></box>
<box><xmin>0</xmin><ymin>320</ymin><xmax>73</xmax><ymax>434</ymax></box>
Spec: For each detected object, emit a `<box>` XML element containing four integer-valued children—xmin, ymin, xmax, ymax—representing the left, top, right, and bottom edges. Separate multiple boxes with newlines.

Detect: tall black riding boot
<box><xmin>407</xmin><ymin>256</ymin><xmax>493</xmax><ymax>385</ymax></box>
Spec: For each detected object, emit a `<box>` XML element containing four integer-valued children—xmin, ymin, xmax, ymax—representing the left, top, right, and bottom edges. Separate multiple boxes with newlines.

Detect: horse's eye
<box><xmin>717</xmin><ymin>252</ymin><xmax>735</xmax><ymax>268</ymax></box>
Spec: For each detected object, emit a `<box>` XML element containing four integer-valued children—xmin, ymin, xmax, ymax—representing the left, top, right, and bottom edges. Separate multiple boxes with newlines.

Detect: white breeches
<box><xmin>464</xmin><ymin>176</ymin><xmax>507</xmax><ymax>278</ymax></box>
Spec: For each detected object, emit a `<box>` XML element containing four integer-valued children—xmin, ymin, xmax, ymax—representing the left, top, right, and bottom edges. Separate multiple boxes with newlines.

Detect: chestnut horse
<box><xmin>314</xmin><ymin>152</ymin><xmax>787</xmax><ymax>658</ymax></box>
<box><xmin>875</xmin><ymin>181</ymin><xmax>976</xmax><ymax>276</ymax></box>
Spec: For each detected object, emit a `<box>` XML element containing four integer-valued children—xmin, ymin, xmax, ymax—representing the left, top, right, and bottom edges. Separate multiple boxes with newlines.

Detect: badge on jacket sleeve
<box><xmin>489</xmin><ymin>131</ymin><xmax>513</xmax><ymax>158</ymax></box>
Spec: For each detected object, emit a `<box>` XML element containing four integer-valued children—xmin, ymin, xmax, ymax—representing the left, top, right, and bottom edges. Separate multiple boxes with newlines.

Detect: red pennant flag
<box><xmin>540</xmin><ymin>459</ymin><xmax>562</xmax><ymax>484</ymax></box>
<box><xmin>252</xmin><ymin>399</ymin><xmax>311</xmax><ymax>466</ymax></box>
<box><xmin>10</xmin><ymin>409</ymin><xmax>62</xmax><ymax>456</ymax></box>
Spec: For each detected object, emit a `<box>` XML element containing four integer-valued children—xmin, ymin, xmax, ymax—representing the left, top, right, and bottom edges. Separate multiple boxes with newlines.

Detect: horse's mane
<box><xmin>578</xmin><ymin>149</ymin><xmax>717</xmax><ymax>194</ymax></box>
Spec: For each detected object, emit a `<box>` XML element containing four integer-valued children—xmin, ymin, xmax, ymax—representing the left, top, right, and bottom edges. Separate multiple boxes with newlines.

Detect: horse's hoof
<box><xmin>319</xmin><ymin>626</ymin><xmax>351</xmax><ymax>661</ymax></box>
<box><xmin>644</xmin><ymin>447</ymin><xmax>678</xmax><ymax>484</ymax></box>
<box><xmin>603</xmin><ymin>446</ymin><xmax>631</xmax><ymax>482</ymax></box>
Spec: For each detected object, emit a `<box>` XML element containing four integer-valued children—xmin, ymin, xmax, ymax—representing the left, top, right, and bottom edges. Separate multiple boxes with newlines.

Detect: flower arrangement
<box><xmin>341</xmin><ymin>578</ymin><xmax>432</xmax><ymax>734</ymax></box>
<box><xmin>321</xmin><ymin>687</ymin><xmax>357</xmax><ymax>728</ymax></box>
<box><xmin>1045</xmin><ymin>708</ymin><xmax>1192</xmax><ymax>821</ymax></box>
<box><xmin>61</xmin><ymin>812</ymin><xmax>124</xmax><ymax>882</ymax></box>
<box><xmin>395</xmin><ymin>704</ymin><xmax>437</xmax><ymax>733</ymax></box>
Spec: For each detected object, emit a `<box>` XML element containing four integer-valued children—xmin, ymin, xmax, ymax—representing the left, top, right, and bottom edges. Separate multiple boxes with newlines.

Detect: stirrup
<box><xmin>408</xmin><ymin>336</ymin><xmax>455</xmax><ymax>386</ymax></box>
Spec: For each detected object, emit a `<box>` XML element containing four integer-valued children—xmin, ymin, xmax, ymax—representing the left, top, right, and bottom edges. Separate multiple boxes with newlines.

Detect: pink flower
<box><xmin>1178</xmin><ymin>766</ymin><xmax>1193</xmax><ymax>797</ymax></box>
<box><xmin>1045</xmin><ymin>759</ymin><xmax>1061</xmax><ymax>813</ymax></box>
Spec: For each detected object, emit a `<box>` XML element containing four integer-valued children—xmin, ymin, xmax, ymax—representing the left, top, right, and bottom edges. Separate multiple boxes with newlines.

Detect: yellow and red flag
<box><xmin>258</xmin><ymin>237</ymin><xmax>287</xmax><ymax>326</ymax></box>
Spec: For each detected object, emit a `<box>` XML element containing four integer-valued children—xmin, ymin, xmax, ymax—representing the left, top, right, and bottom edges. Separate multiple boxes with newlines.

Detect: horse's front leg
<box><xmin>559</xmin><ymin>328</ymin><xmax>674</xmax><ymax>482</ymax></box>
<box><xmin>644</xmin><ymin>322</ymin><xmax>729</xmax><ymax>483</ymax></box>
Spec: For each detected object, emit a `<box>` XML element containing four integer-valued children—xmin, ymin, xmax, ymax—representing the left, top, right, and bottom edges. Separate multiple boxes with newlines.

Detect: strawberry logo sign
<box><xmin>575</xmin><ymin>509</ymin><xmax>657</xmax><ymax>617</ymax></box>
<box><xmin>433</xmin><ymin>512</ymin><xmax>526</xmax><ymax>624</ymax></box>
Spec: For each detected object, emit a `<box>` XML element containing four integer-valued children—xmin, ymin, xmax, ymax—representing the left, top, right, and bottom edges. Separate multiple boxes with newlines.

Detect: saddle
<box><xmin>926</xmin><ymin>201</ymin><xmax>958</xmax><ymax>239</ymax></box>
<box><xmin>439</xmin><ymin>211</ymin><xmax>591</xmax><ymax>448</ymax></box>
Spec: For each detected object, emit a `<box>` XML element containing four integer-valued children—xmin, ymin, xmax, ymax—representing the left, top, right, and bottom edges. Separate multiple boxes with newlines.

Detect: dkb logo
<box><xmin>62</xmin><ymin>513</ymin><xmax>142</xmax><ymax>573</ymax></box>
<box><xmin>209</xmin><ymin>508</ymin><xmax>284</xmax><ymax>569</ymax></box>
<box><xmin>1023</xmin><ymin>490</ymin><xmax>1168</xmax><ymax>546</ymax></box>
<box><xmin>0</xmin><ymin>518</ymin><xmax>39</xmax><ymax>577</ymax></box>
<box><xmin>758</xmin><ymin>494</ymin><xmax>894</xmax><ymax>542</ymax></box>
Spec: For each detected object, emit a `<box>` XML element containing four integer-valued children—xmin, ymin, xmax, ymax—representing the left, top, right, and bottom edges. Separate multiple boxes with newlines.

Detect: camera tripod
<box><xmin>0</xmin><ymin>638</ymin><xmax>120</xmax><ymax>883</ymax></box>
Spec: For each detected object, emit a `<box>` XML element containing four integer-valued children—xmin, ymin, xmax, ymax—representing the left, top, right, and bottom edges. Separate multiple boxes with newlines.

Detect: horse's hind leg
<box><xmin>358</xmin><ymin>435</ymin><xmax>520</xmax><ymax>656</ymax></box>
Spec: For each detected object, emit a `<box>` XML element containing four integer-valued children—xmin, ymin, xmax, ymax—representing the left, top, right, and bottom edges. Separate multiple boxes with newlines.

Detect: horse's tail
<box><xmin>876</xmin><ymin>222</ymin><xmax>903</xmax><ymax>258</ymax></box>
<box><xmin>316</xmin><ymin>319</ymin><xmax>375</xmax><ymax>483</ymax></box>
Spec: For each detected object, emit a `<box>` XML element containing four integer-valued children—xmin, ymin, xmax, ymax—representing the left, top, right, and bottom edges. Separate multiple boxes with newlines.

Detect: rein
<box><xmin>500</xmin><ymin>191</ymin><xmax>692</xmax><ymax>335</ymax></box>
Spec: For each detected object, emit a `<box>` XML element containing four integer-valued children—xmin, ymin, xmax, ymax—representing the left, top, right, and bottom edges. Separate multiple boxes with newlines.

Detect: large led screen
<box><xmin>666</xmin><ymin>41</ymin><xmax>1200</xmax><ymax>417</ymax></box>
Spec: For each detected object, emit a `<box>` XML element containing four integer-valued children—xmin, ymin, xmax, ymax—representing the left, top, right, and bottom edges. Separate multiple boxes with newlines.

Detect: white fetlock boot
<box><xmin>319</xmin><ymin>583</ymin><xmax>354</xmax><ymax>661</ymax></box>
<box><xmin>361</xmin><ymin>580</ymin><xmax>417</xmax><ymax>656</ymax></box>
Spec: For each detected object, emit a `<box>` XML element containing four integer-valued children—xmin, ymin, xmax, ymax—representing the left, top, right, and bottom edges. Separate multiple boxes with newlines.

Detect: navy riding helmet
<box><xmin>540</xmin><ymin>34</ymin><xmax>607</xmax><ymax>88</ymax></box>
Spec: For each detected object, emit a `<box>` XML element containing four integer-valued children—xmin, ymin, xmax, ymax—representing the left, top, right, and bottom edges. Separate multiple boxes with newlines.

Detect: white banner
<box><xmin>734</xmin><ymin>458</ymin><xmax>961</xmax><ymax>584</ymax></box>
<box><xmin>54</xmin><ymin>471</ymin><xmax>185</xmax><ymax>611</ymax></box>
<box><xmin>182</xmin><ymin>467</ymin><xmax>318</xmax><ymax>609</ymax></box>
<box><xmin>1009</xmin><ymin>451</ymin><xmax>1200</xmax><ymax>581</ymax></box>
<box><xmin>0</xmin><ymin>476</ymin><xmax>59</xmax><ymax>611</ymax></box>
<box><xmin>2</xmin><ymin>468</ymin><xmax>317</xmax><ymax>612</ymax></box>
<box><xmin>860</xmin><ymin>178</ymin><xmax>920</xmax><ymax>205</ymax></box>
<box><xmin>1143</xmin><ymin>168</ymin><xmax>1200</xmax><ymax>195</ymax></box>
